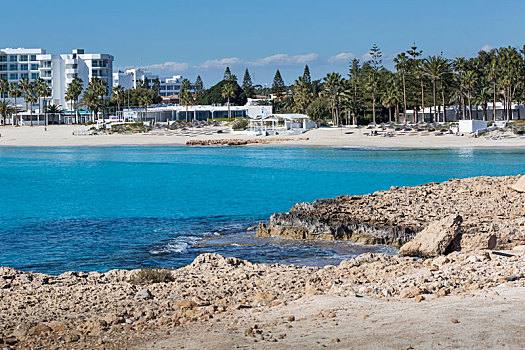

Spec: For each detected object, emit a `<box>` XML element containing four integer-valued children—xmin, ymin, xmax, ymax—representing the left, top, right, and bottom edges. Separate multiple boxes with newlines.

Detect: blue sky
<box><xmin>2</xmin><ymin>0</ymin><xmax>525</xmax><ymax>86</ymax></box>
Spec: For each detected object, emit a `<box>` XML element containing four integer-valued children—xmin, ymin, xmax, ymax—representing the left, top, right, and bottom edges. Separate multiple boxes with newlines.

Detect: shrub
<box><xmin>130</xmin><ymin>268</ymin><xmax>174</xmax><ymax>285</ymax></box>
<box><xmin>232</xmin><ymin>118</ymin><xmax>249</xmax><ymax>130</ymax></box>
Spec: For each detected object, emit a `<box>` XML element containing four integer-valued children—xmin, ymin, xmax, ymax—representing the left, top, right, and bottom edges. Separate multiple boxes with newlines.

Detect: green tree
<box><xmin>302</xmin><ymin>64</ymin><xmax>312</xmax><ymax>92</ymax></box>
<box><xmin>221</xmin><ymin>82</ymin><xmax>236</xmax><ymax>119</ymax></box>
<box><xmin>23</xmin><ymin>82</ymin><xmax>37</xmax><ymax>126</ymax></box>
<box><xmin>112</xmin><ymin>84</ymin><xmax>125</xmax><ymax>114</ymax></box>
<box><xmin>65</xmin><ymin>77</ymin><xmax>83</xmax><ymax>123</ymax></box>
<box><xmin>0</xmin><ymin>100</ymin><xmax>14</xmax><ymax>125</ymax></box>
<box><xmin>46</xmin><ymin>104</ymin><xmax>64</xmax><ymax>124</ymax></box>
<box><xmin>293</xmin><ymin>76</ymin><xmax>313</xmax><ymax>114</ymax></box>
<box><xmin>179</xmin><ymin>78</ymin><xmax>193</xmax><ymax>122</ymax></box>
<box><xmin>0</xmin><ymin>78</ymin><xmax>9</xmax><ymax>110</ymax></box>
<box><xmin>422</xmin><ymin>55</ymin><xmax>449</xmax><ymax>123</ymax></box>
<box><xmin>367</xmin><ymin>44</ymin><xmax>383</xmax><ymax>124</ymax></box>
<box><xmin>9</xmin><ymin>83</ymin><xmax>21</xmax><ymax>125</ymax></box>
<box><xmin>393</xmin><ymin>52</ymin><xmax>409</xmax><ymax>122</ymax></box>
<box><xmin>242</xmin><ymin>68</ymin><xmax>254</xmax><ymax>98</ymax></box>
<box><xmin>306</xmin><ymin>97</ymin><xmax>330</xmax><ymax>127</ymax></box>
<box><xmin>323</xmin><ymin>72</ymin><xmax>345</xmax><ymax>125</ymax></box>
<box><xmin>223</xmin><ymin>67</ymin><xmax>232</xmax><ymax>81</ymax></box>
<box><xmin>194</xmin><ymin>76</ymin><xmax>204</xmax><ymax>97</ymax></box>
<box><xmin>271</xmin><ymin>69</ymin><xmax>285</xmax><ymax>95</ymax></box>
<box><xmin>345</xmin><ymin>59</ymin><xmax>363</xmax><ymax>125</ymax></box>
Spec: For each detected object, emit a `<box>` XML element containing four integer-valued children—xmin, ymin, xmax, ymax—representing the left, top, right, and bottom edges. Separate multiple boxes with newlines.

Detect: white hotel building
<box><xmin>0</xmin><ymin>48</ymin><xmax>113</xmax><ymax>113</ymax></box>
<box><xmin>113</xmin><ymin>68</ymin><xmax>191</xmax><ymax>97</ymax></box>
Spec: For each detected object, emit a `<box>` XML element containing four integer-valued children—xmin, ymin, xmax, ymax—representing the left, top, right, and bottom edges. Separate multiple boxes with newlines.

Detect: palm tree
<box><xmin>462</xmin><ymin>70</ymin><xmax>478</xmax><ymax>120</ymax></box>
<box><xmin>19</xmin><ymin>78</ymin><xmax>31</xmax><ymax>121</ymax></box>
<box><xmin>138</xmin><ymin>90</ymin><xmax>154</xmax><ymax>122</ymax></box>
<box><xmin>0</xmin><ymin>101</ymin><xmax>14</xmax><ymax>125</ymax></box>
<box><xmin>46</xmin><ymin>104</ymin><xmax>64</xmax><ymax>125</ymax></box>
<box><xmin>293</xmin><ymin>76</ymin><xmax>313</xmax><ymax>114</ymax></box>
<box><xmin>23</xmin><ymin>82</ymin><xmax>37</xmax><ymax>126</ymax></box>
<box><xmin>65</xmin><ymin>77</ymin><xmax>83</xmax><ymax>123</ymax></box>
<box><xmin>112</xmin><ymin>84</ymin><xmax>125</xmax><ymax>117</ymax></box>
<box><xmin>180</xmin><ymin>78</ymin><xmax>193</xmax><ymax>121</ymax></box>
<box><xmin>221</xmin><ymin>82</ymin><xmax>236</xmax><ymax>119</ymax></box>
<box><xmin>35</xmin><ymin>78</ymin><xmax>46</xmax><ymax>125</ymax></box>
<box><xmin>452</xmin><ymin>57</ymin><xmax>468</xmax><ymax>120</ymax></box>
<box><xmin>0</xmin><ymin>78</ymin><xmax>9</xmax><ymax>114</ymax></box>
<box><xmin>323</xmin><ymin>73</ymin><xmax>344</xmax><ymax>125</ymax></box>
<box><xmin>9</xmin><ymin>83</ymin><xmax>21</xmax><ymax>125</ymax></box>
<box><xmin>393</xmin><ymin>53</ymin><xmax>409</xmax><ymax>122</ymax></box>
<box><xmin>422</xmin><ymin>56</ymin><xmax>448</xmax><ymax>123</ymax></box>
<box><xmin>382</xmin><ymin>76</ymin><xmax>401</xmax><ymax>122</ymax></box>
<box><xmin>81</xmin><ymin>87</ymin><xmax>99</xmax><ymax>122</ymax></box>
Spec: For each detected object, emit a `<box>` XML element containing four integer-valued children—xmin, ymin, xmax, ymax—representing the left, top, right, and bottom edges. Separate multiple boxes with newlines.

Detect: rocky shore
<box><xmin>1</xmin><ymin>248</ymin><xmax>524</xmax><ymax>349</ymax></box>
<box><xmin>186</xmin><ymin>137</ymin><xmax>308</xmax><ymax>146</ymax></box>
<box><xmin>257</xmin><ymin>175</ymin><xmax>525</xmax><ymax>252</ymax></box>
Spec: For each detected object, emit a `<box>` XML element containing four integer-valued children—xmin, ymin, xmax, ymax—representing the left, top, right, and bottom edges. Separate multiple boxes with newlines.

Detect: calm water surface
<box><xmin>0</xmin><ymin>146</ymin><xmax>523</xmax><ymax>274</ymax></box>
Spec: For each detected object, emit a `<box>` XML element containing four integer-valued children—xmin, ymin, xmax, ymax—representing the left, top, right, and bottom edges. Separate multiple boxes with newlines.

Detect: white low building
<box><xmin>458</xmin><ymin>120</ymin><xmax>488</xmax><ymax>133</ymax></box>
<box><xmin>248</xmin><ymin>114</ymin><xmax>315</xmax><ymax>134</ymax></box>
<box><xmin>121</xmin><ymin>105</ymin><xmax>273</xmax><ymax>122</ymax></box>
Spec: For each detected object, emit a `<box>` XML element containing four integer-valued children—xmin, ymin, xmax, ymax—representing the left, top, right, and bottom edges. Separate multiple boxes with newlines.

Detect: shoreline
<box><xmin>1</xmin><ymin>125</ymin><xmax>525</xmax><ymax>148</ymax></box>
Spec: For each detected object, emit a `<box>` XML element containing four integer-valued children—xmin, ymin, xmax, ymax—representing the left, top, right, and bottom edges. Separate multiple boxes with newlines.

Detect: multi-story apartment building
<box><xmin>0</xmin><ymin>48</ymin><xmax>113</xmax><ymax>112</ymax></box>
<box><xmin>113</xmin><ymin>68</ymin><xmax>190</xmax><ymax>97</ymax></box>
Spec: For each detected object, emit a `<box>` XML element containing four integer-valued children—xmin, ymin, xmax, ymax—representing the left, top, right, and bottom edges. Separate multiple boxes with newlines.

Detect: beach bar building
<box><xmin>248</xmin><ymin>114</ymin><xmax>315</xmax><ymax>134</ymax></box>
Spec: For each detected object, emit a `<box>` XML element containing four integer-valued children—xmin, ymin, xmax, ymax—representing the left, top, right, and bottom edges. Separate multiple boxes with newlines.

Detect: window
<box><xmin>9</xmin><ymin>64</ymin><xmax>17</xmax><ymax>71</ymax></box>
<box><xmin>0</xmin><ymin>56</ymin><xmax>6</xmax><ymax>62</ymax></box>
<box><xmin>21</xmin><ymin>73</ymin><xmax>28</xmax><ymax>79</ymax></box>
<box><xmin>30</xmin><ymin>64</ymin><xmax>39</xmax><ymax>70</ymax></box>
<box><xmin>41</xmin><ymin>61</ymin><xmax>51</xmax><ymax>68</ymax></box>
<box><xmin>30</xmin><ymin>55</ymin><xmax>37</xmax><ymax>61</ymax></box>
<box><xmin>41</xmin><ymin>71</ymin><xmax>51</xmax><ymax>78</ymax></box>
<box><xmin>31</xmin><ymin>73</ymin><xmax>39</xmax><ymax>79</ymax></box>
<box><xmin>19</xmin><ymin>55</ymin><xmax>28</xmax><ymax>61</ymax></box>
<box><xmin>0</xmin><ymin>65</ymin><xmax>6</xmax><ymax>71</ymax></box>
<box><xmin>9</xmin><ymin>55</ymin><xmax>17</xmax><ymax>62</ymax></box>
<box><xmin>20</xmin><ymin>64</ymin><xmax>28</xmax><ymax>71</ymax></box>
<box><xmin>9</xmin><ymin>73</ymin><xmax>18</xmax><ymax>80</ymax></box>
<box><xmin>66</xmin><ymin>64</ymin><xmax>78</xmax><ymax>69</ymax></box>
<box><xmin>0</xmin><ymin>73</ymin><xmax>7</xmax><ymax>80</ymax></box>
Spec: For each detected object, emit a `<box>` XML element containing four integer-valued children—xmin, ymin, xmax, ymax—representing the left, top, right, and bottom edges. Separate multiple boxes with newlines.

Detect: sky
<box><xmin>2</xmin><ymin>0</ymin><xmax>525</xmax><ymax>87</ymax></box>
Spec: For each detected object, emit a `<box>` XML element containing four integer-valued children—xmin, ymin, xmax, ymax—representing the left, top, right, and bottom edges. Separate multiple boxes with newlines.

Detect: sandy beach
<box><xmin>1</xmin><ymin>125</ymin><xmax>525</xmax><ymax>148</ymax></box>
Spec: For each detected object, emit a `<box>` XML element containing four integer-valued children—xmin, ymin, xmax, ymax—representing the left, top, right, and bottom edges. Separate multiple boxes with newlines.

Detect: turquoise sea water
<box><xmin>0</xmin><ymin>146</ymin><xmax>523</xmax><ymax>275</ymax></box>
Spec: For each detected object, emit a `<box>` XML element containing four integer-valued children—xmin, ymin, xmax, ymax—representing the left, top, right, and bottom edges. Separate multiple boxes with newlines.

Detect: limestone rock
<box><xmin>134</xmin><ymin>288</ymin><xmax>153</xmax><ymax>300</ymax></box>
<box><xmin>399</xmin><ymin>215</ymin><xmax>463</xmax><ymax>258</ymax></box>
<box><xmin>511</xmin><ymin>175</ymin><xmax>525</xmax><ymax>192</ymax></box>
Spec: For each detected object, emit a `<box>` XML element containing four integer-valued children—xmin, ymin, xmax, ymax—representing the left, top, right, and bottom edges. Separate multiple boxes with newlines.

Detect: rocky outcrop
<box><xmin>257</xmin><ymin>175</ymin><xmax>525</xmax><ymax>250</ymax></box>
<box><xmin>399</xmin><ymin>215</ymin><xmax>463</xmax><ymax>257</ymax></box>
<box><xmin>186</xmin><ymin>137</ymin><xmax>308</xmax><ymax>146</ymax></box>
<box><xmin>1</xmin><ymin>250</ymin><xmax>525</xmax><ymax>348</ymax></box>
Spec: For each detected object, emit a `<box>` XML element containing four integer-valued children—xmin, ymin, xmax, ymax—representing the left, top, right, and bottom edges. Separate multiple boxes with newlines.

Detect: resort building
<box><xmin>113</xmin><ymin>68</ymin><xmax>192</xmax><ymax>97</ymax></box>
<box><xmin>121</xmin><ymin>104</ymin><xmax>273</xmax><ymax>122</ymax></box>
<box><xmin>1</xmin><ymin>47</ymin><xmax>113</xmax><ymax>116</ymax></box>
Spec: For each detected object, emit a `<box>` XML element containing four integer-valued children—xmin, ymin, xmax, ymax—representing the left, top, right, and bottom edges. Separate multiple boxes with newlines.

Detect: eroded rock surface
<box><xmin>1</xmin><ymin>250</ymin><xmax>525</xmax><ymax>349</ymax></box>
<box><xmin>257</xmin><ymin>175</ymin><xmax>525</xmax><ymax>250</ymax></box>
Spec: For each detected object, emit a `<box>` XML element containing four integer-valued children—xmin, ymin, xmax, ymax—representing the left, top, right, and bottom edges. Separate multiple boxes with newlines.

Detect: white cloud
<box><xmin>195</xmin><ymin>57</ymin><xmax>244</xmax><ymax>69</ymax></box>
<box><xmin>145</xmin><ymin>61</ymin><xmax>189</xmax><ymax>71</ymax></box>
<box><xmin>481</xmin><ymin>44</ymin><xmax>492</xmax><ymax>52</ymax></box>
<box><xmin>327</xmin><ymin>52</ymin><xmax>356</xmax><ymax>63</ymax></box>
<box><xmin>249</xmin><ymin>53</ymin><xmax>319</xmax><ymax>66</ymax></box>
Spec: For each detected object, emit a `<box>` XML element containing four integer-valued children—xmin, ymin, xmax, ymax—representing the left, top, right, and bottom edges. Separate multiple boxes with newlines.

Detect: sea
<box><xmin>0</xmin><ymin>146</ymin><xmax>523</xmax><ymax>275</ymax></box>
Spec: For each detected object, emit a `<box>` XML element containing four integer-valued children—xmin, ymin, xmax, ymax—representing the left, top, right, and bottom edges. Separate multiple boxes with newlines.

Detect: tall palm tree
<box><xmin>462</xmin><ymin>70</ymin><xmax>478</xmax><ymax>120</ymax></box>
<box><xmin>381</xmin><ymin>77</ymin><xmax>401</xmax><ymax>122</ymax></box>
<box><xmin>0</xmin><ymin>78</ymin><xmax>9</xmax><ymax>114</ymax></box>
<box><xmin>180</xmin><ymin>78</ymin><xmax>193</xmax><ymax>121</ymax></box>
<box><xmin>112</xmin><ymin>84</ymin><xmax>125</xmax><ymax>116</ymax></box>
<box><xmin>81</xmin><ymin>86</ymin><xmax>99</xmax><ymax>122</ymax></box>
<box><xmin>19</xmin><ymin>77</ymin><xmax>31</xmax><ymax>120</ymax></box>
<box><xmin>323</xmin><ymin>73</ymin><xmax>344</xmax><ymax>125</ymax></box>
<box><xmin>422</xmin><ymin>56</ymin><xmax>448</xmax><ymax>123</ymax></box>
<box><xmin>221</xmin><ymin>82</ymin><xmax>236</xmax><ymax>119</ymax></box>
<box><xmin>23</xmin><ymin>82</ymin><xmax>37</xmax><ymax>126</ymax></box>
<box><xmin>65</xmin><ymin>77</ymin><xmax>83</xmax><ymax>123</ymax></box>
<box><xmin>9</xmin><ymin>83</ymin><xmax>21</xmax><ymax>125</ymax></box>
<box><xmin>35</xmin><ymin>78</ymin><xmax>46</xmax><ymax>125</ymax></box>
<box><xmin>393</xmin><ymin>53</ymin><xmax>409</xmax><ymax>122</ymax></box>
